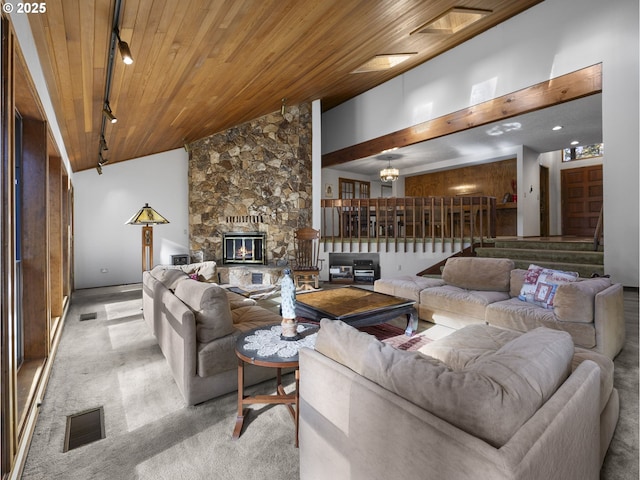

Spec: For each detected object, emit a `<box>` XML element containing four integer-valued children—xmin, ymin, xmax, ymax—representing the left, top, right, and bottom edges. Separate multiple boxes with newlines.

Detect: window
<box><xmin>338</xmin><ymin>178</ymin><xmax>370</xmax><ymax>199</ymax></box>
<box><xmin>562</xmin><ymin>143</ymin><xmax>604</xmax><ymax>162</ymax></box>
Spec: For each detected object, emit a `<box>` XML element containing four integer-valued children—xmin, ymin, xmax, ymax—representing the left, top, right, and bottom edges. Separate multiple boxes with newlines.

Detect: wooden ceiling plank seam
<box><xmin>142</xmin><ymin>4</ymin><xmax>230</xmax><ymax>112</ymax></box>
<box><xmin>79</xmin><ymin>0</ymin><xmax>98</xmax><ymax>134</ymax></box>
<box><xmin>61</xmin><ymin>0</ymin><xmax>89</xmax><ymax>166</ymax></box>
<box><xmin>135</xmin><ymin>6</ymin><xmax>206</xmax><ymax>105</ymax></box>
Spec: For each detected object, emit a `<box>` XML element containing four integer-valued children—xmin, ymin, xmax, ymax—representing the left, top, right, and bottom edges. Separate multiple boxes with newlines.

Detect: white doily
<box><xmin>243</xmin><ymin>324</ymin><xmax>317</xmax><ymax>358</ymax></box>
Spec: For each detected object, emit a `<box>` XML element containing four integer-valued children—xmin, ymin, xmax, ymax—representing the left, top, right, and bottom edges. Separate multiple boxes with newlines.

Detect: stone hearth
<box><xmin>217</xmin><ymin>266</ymin><xmax>283</xmax><ymax>286</ymax></box>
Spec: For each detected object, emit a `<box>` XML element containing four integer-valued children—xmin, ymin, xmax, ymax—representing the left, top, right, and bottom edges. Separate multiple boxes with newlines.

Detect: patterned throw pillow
<box><xmin>518</xmin><ymin>264</ymin><xmax>578</xmax><ymax>309</ymax></box>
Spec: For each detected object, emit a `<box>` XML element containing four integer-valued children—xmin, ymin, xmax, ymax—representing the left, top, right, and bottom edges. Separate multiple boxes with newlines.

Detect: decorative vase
<box><xmin>280</xmin><ymin>268</ymin><xmax>299</xmax><ymax>340</ymax></box>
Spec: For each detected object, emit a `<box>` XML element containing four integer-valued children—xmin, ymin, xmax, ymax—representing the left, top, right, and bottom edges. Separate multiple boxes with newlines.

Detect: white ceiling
<box><xmin>328</xmin><ymin>93</ymin><xmax>602</xmax><ymax>178</ymax></box>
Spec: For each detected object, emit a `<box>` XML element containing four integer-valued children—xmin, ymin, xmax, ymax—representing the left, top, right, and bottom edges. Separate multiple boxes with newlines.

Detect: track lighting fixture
<box><xmin>103</xmin><ymin>102</ymin><xmax>117</xmax><ymax>123</ymax></box>
<box><xmin>114</xmin><ymin>28</ymin><xmax>134</xmax><ymax>65</ymax></box>
<box><xmin>97</xmin><ymin>0</ymin><xmax>131</xmax><ymax>176</ymax></box>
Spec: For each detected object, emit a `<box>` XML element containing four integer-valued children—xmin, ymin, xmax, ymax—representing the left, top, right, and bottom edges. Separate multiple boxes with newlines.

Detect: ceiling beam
<box><xmin>322</xmin><ymin>63</ymin><xmax>603</xmax><ymax>168</ymax></box>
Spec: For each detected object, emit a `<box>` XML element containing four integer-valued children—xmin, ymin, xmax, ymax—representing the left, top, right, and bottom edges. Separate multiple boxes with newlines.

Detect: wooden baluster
<box><xmin>449</xmin><ymin>197</ymin><xmax>454</xmax><ymax>243</ymax></box>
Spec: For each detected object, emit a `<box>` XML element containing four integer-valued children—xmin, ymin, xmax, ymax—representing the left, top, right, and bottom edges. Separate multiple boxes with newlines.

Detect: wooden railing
<box><xmin>320</xmin><ymin>196</ymin><xmax>497</xmax><ymax>252</ymax></box>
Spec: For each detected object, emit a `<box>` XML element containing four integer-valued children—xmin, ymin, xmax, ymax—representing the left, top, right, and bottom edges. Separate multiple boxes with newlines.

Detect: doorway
<box><xmin>539</xmin><ymin>165</ymin><xmax>549</xmax><ymax>236</ymax></box>
<box><xmin>561</xmin><ymin>165</ymin><xmax>603</xmax><ymax>236</ymax></box>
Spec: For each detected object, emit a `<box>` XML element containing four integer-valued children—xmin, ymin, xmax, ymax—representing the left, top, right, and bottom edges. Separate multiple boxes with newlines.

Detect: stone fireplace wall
<box><xmin>188</xmin><ymin>103</ymin><xmax>312</xmax><ymax>266</ymax></box>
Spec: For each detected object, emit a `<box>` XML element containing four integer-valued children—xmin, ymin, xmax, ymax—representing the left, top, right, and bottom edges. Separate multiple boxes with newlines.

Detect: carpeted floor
<box><xmin>20</xmin><ymin>284</ymin><xmax>638</xmax><ymax>479</ymax></box>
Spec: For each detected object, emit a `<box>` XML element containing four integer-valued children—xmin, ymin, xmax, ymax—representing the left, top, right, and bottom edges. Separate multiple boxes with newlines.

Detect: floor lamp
<box><xmin>125</xmin><ymin>203</ymin><xmax>170</xmax><ymax>272</ymax></box>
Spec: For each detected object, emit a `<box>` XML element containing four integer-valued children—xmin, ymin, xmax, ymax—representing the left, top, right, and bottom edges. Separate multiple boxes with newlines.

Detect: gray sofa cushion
<box><xmin>315</xmin><ymin>319</ymin><xmax>573</xmax><ymax>448</ymax></box>
<box><xmin>554</xmin><ymin>277</ymin><xmax>612</xmax><ymax>323</ymax></box>
<box><xmin>441</xmin><ymin>257</ymin><xmax>514</xmax><ymax>292</ymax></box>
<box><xmin>486</xmin><ymin>297</ymin><xmax>596</xmax><ymax>348</ymax></box>
<box><xmin>422</xmin><ymin>324</ymin><xmax>614</xmax><ymax>414</ymax></box>
<box><xmin>419</xmin><ymin>323</ymin><xmax>521</xmax><ymax>370</ymax></box>
<box><xmin>225</xmin><ymin>290</ymin><xmax>258</xmax><ymax>309</ymax></box>
<box><xmin>374</xmin><ymin>275</ymin><xmax>446</xmax><ymax>302</ymax></box>
<box><xmin>174</xmin><ymin>280</ymin><xmax>234</xmax><ymax>343</ymax></box>
<box><xmin>150</xmin><ymin>266</ymin><xmax>190</xmax><ymax>290</ymax></box>
<box><xmin>420</xmin><ymin>285</ymin><xmax>510</xmax><ymax>320</ymax></box>
<box><xmin>231</xmin><ymin>305</ymin><xmax>282</xmax><ymax>328</ymax></box>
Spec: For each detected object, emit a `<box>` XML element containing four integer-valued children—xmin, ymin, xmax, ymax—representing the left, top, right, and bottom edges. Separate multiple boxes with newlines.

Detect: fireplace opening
<box><xmin>223</xmin><ymin>232</ymin><xmax>266</xmax><ymax>265</ymax></box>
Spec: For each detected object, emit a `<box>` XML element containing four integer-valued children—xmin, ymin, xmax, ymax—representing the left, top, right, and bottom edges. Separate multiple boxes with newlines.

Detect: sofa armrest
<box><xmin>594</xmin><ymin>283</ymin><xmax>625</xmax><ymax>359</ymax></box>
<box><xmin>298</xmin><ymin>348</ymin><xmax>600</xmax><ymax>480</ymax></box>
<box><xmin>155</xmin><ymin>289</ymin><xmax>198</xmax><ymax>404</ymax></box>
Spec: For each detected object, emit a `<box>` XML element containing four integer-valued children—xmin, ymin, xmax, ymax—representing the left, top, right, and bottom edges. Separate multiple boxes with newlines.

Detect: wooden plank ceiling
<box><xmin>25</xmin><ymin>0</ymin><xmax>542</xmax><ymax>173</ymax></box>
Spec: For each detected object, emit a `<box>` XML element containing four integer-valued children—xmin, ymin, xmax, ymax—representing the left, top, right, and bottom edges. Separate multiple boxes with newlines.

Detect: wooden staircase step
<box><xmin>493</xmin><ymin>239</ymin><xmax>602</xmax><ymax>252</ymax></box>
<box><xmin>475</xmin><ymin>247</ymin><xmax>603</xmax><ymax>265</ymax></box>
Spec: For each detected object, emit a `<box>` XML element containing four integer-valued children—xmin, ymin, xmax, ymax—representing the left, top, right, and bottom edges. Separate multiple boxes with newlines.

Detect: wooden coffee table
<box><xmin>295</xmin><ymin>286</ymin><xmax>418</xmax><ymax>335</ymax></box>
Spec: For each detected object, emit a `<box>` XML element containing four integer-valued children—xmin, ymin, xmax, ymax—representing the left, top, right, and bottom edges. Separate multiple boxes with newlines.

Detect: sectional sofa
<box><xmin>374</xmin><ymin>257</ymin><xmax>625</xmax><ymax>359</ymax></box>
<box><xmin>142</xmin><ymin>263</ymin><xmax>284</xmax><ymax>405</ymax></box>
<box><xmin>299</xmin><ymin>319</ymin><xmax>617</xmax><ymax>480</ymax></box>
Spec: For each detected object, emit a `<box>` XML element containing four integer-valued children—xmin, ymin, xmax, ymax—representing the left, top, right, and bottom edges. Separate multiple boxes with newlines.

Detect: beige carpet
<box><xmin>20</xmin><ymin>284</ymin><xmax>638</xmax><ymax>479</ymax></box>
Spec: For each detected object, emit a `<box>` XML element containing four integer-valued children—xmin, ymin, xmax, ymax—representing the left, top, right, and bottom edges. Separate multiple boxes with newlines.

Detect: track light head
<box><xmin>114</xmin><ymin>28</ymin><xmax>134</xmax><ymax>65</ymax></box>
<box><xmin>103</xmin><ymin>103</ymin><xmax>117</xmax><ymax>123</ymax></box>
<box><xmin>98</xmin><ymin>152</ymin><xmax>109</xmax><ymax>166</ymax></box>
<box><xmin>96</xmin><ymin>164</ymin><xmax>103</xmax><ymax>175</ymax></box>
<box><xmin>118</xmin><ymin>40</ymin><xmax>134</xmax><ymax>65</ymax></box>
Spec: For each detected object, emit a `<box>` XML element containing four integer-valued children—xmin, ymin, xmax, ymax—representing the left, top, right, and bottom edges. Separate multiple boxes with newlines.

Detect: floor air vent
<box><xmin>79</xmin><ymin>312</ymin><xmax>97</xmax><ymax>321</ymax></box>
<box><xmin>64</xmin><ymin>407</ymin><xmax>105</xmax><ymax>452</ymax></box>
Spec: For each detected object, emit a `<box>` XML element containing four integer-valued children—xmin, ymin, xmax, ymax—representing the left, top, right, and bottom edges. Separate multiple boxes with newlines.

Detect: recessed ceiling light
<box><xmin>351</xmin><ymin>53</ymin><xmax>417</xmax><ymax>74</ymax></box>
<box><xmin>570</xmin><ymin>140</ymin><xmax>580</xmax><ymax>145</ymax></box>
<box><xmin>552</xmin><ymin>125</ymin><xmax>563</xmax><ymax>131</ymax></box>
<box><xmin>412</xmin><ymin>7</ymin><xmax>492</xmax><ymax>35</ymax></box>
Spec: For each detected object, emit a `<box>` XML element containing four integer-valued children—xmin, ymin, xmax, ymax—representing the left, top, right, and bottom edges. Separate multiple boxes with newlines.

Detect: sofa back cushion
<box><xmin>150</xmin><ymin>266</ymin><xmax>190</xmax><ymax>290</ymax></box>
<box><xmin>442</xmin><ymin>257</ymin><xmax>514</xmax><ymax>292</ymax></box>
<box><xmin>174</xmin><ymin>280</ymin><xmax>234</xmax><ymax>343</ymax></box>
<box><xmin>509</xmin><ymin>269</ymin><xmax>527</xmax><ymax>297</ymax></box>
<box><xmin>176</xmin><ymin>261</ymin><xmax>217</xmax><ymax>282</ymax></box>
<box><xmin>553</xmin><ymin>277</ymin><xmax>611</xmax><ymax>323</ymax></box>
<box><xmin>315</xmin><ymin>319</ymin><xmax>573</xmax><ymax>448</ymax></box>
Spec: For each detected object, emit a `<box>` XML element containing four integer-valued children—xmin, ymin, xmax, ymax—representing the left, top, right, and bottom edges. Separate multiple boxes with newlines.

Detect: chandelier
<box><xmin>379</xmin><ymin>158</ymin><xmax>399</xmax><ymax>182</ymax></box>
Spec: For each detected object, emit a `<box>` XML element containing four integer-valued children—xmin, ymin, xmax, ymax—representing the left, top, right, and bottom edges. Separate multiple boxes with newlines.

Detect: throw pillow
<box><xmin>518</xmin><ymin>264</ymin><xmax>578</xmax><ymax>309</ymax></box>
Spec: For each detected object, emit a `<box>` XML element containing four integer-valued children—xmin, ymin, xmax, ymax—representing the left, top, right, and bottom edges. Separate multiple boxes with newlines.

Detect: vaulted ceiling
<box><xmin>23</xmin><ymin>0</ymin><xmax>542</xmax><ymax>173</ymax></box>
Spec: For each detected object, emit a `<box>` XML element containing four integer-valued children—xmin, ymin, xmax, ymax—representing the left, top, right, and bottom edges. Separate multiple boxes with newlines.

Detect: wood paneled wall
<box><xmin>21</xmin><ymin>117</ymin><xmax>50</xmax><ymax>360</ymax></box>
<box><xmin>405</xmin><ymin>159</ymin><xmax>516</xmax><ymax>200</ymax></box>
<box><xmin>1</xmin><ymin>18</ymin><xmax>74</xmax><ymax>478</ymax></box>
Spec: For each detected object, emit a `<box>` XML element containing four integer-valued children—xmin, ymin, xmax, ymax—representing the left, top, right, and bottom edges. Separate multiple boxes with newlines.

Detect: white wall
<box><xmin>321</xmin><ymin>0</ymin><xmax>639</xmax><ymax>286</ymax></box>
<box><xmin>74</xmin><ymin>149</ymin><xmax>189</xmax><ymax>288</ymax></box>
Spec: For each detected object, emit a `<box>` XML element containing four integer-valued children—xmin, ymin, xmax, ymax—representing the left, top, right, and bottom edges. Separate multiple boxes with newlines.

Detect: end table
<box><xmin>232</xmin><ymin>323</ymin><xmax>318</xmax><ymax>447</ymax></box>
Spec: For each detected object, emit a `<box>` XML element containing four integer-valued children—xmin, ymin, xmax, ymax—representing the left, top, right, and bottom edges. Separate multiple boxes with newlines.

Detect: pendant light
<box><xmin>379</xmin><ymin>157</ymin><xmax>399</xmax><ymax>182</ymax></box>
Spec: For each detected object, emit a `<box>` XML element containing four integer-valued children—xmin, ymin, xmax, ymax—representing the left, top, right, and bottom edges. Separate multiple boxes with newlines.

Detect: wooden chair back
<box><xmin>293</xmin><ymin>227</ymin><xmax>321</xmax><ymax>270</ymax></box>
